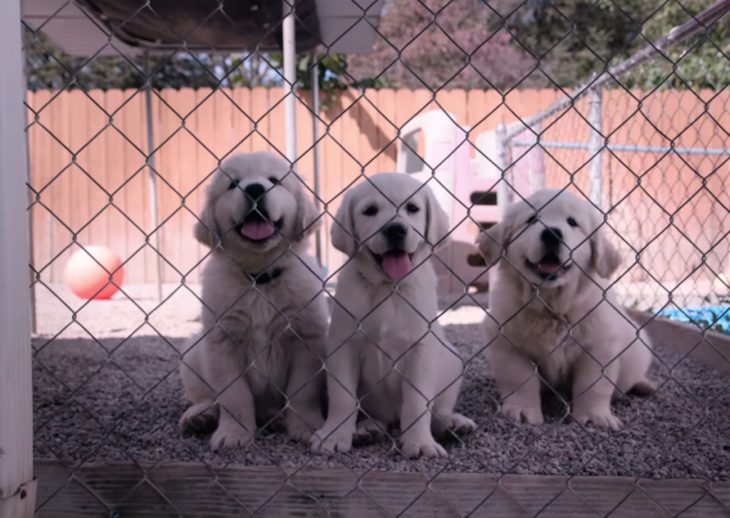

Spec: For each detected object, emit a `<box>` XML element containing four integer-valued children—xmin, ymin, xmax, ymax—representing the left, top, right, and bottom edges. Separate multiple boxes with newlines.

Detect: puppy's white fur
<box><xmin>179</xmin><ymin>152</ymin><xmax>328</xmax><ymax>450</ymax></box>
<box><xmin>478</xmin><ymin>189</ymin><xmax>654</xmax><ymax>430</ymax></box>
<box><xmin>311</xmin><ymin>173</ymin><xmax>475</xmax><ymax>458</ymax></box>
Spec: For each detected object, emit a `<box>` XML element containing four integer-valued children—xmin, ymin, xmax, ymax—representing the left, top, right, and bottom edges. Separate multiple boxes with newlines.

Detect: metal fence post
<box><xmin>144</xmin><ymin>51</ymin><xmax>164</xmax><ymax>301</ymax></box>
<box><xmin>588</xmin><ymin>88</ymin><xmax>604</xmax><ymax>207</ymax></box>
<box><xmin>310</xmin><ymin>51</ymin><xmax>323</xmax><ymax>267</ymax></box>
<box><xmin>495</xmin><ymin>122</ymin><xmax>511</xmax><ymax>216</ymax></box>
<box><xmin>531</xmin><ymin>123</ymin><xmax>545</xmax><ymax>191</ymax></box>
<box><xmin>0</xmin><ymin>0</ymin><xmax>37</xmax><ymax>516</ymax></box>
<box><xmin>283</xmin><ymin>0</ymin><xmax>297</xmax><ymax>163</ymax></box>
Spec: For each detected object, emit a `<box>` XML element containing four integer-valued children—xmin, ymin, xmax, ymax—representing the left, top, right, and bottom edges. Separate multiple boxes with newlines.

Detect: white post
<box><xmin>495</xmin><ymin>122</ymin><xmax>511</xmax><ymax>216</ymax></box>
<box><xmin>143</xmin><ymin>52</ymin><xmax>163</xmax><ymax>302</ymax></box>
<box><xmin>310</xmin><ymin>51</ymin><xmax>322</xmax><ymax>266</ymax></box>
<box><xmin>588</xmin><ymin>88</ymin><xmax>604</xmax><ymax>208</ymax></box>
<box><xmin>0</xmin><ymin>0</ymin><xmax>37</xmax><ymax>516</ymax></box>
<box><xmin>282</xmin><ymin>0</ymin><xmax>297</xmax><ymax>163</ymax></box>
<box><xmin>531</xmin><ymin>123</ymin><xmax>545</xmax><ymax>192</ymax></box>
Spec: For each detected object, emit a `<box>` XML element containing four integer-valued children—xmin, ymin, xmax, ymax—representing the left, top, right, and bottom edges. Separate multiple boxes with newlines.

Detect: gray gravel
<box><xmin>32</xmin><ymin>290</ymin><xmax>730</xmax><ymax>480</ymax></box>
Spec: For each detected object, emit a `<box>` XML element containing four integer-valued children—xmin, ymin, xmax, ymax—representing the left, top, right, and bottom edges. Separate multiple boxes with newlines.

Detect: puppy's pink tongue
<box><xmin>381</xmin><ymin>251</ymin><xmax>412</xmax><ymax>281</ymax></box>
<box><xmin>537</xmin><ymin>261</ymin><xmax>562</xmax><ymax>274</ymax></box>
<box><xmin>240</xmin><ymin>221</ymin><xmax>275</xmax><ymax>241</ymax></box>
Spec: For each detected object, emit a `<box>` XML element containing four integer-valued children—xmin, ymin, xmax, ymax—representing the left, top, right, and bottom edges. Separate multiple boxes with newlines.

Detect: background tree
<box><xmin>346</xmin><ymin>0</ymin><xmax>536</xmax><ymax>91</ymax></box>
<box><xmin>346</xmin><ymin>0</ymin><xmax>728</xmax><ymax>91</ymax></box>
<box><xmin>24</xmin><ymin>28</ymin><xmax>226</xmax><ymax>90</ymax></box>
<box><xmin>497</xmin><ymin>0</ymin><xmax>729</xmax><ymax>90</ymax></box>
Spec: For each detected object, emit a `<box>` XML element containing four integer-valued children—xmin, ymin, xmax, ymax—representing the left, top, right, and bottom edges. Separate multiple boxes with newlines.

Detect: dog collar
<box><xmin>246</xmin><ymin>267</ymin><xmax>284</xmax><ymax>285</ymax></box>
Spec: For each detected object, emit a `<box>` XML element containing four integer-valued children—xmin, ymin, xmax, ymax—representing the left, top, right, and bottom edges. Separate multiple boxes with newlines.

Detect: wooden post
<box><xmin>0</xmin><ymin>0</ymin><xmax>36</xmax><ymax>516</ymax></box>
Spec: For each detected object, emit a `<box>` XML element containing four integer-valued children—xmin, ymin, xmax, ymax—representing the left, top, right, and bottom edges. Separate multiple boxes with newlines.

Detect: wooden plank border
<box><xmin>34</xmin><ymin>461</ymin><xmax>730</xmax><ymax>517</ymax></box>
<box><xmin>628</xmin><ymin>309</ymin><xmax>730</xmax><ymax>374</ymax></box>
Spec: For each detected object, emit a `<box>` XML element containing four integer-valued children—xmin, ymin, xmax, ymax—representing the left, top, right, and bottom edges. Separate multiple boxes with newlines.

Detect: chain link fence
<box><xmin>18</xmin><ymin>0</ymin><xmax>730</xmax><ymax>515</ymax></box>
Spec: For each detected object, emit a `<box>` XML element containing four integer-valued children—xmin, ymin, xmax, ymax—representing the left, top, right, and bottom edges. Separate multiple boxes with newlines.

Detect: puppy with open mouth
<box><xmin>477</xmin><ymin>189</ymin><xmax>655</xmax><ymax>430</ymax></box>
<box><xmin>311</xmin><ymin>173</ymin><xmax>475</xmax><ymax>459</ymax></box>
<box><xmin>179</xmin><ymin>152</ymin><xmax>328</xmax><ymax>450</ymax></box>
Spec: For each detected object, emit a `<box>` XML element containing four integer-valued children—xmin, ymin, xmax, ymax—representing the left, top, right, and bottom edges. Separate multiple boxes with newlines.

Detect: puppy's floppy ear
<box><xmin>293</xmin><ymin>179</ymin><xmax>320</xmax><ymax>241</ymax></box>
<box><xmin>476</xmin><ymin>222</ymin><xmax>506</xmax><ymax>266</ymax></box>
<box><xmin>193</xmin><ymin>191</ymin><xmax>219</xmax><ymax>248</ymax></box>
<box><xmin>424</xmin><ymin>185</ymin><xmax>450</xmax><ymax>248</ymax></box>
<box><xmin>331</xmin><ymin>190</ymin><xmax>357</xmax><ymax>256</ymax></box>
<box><xmin>590</xmin><ymin>222</ymin><xmax>622</xmax><ymax>278</ymax></box>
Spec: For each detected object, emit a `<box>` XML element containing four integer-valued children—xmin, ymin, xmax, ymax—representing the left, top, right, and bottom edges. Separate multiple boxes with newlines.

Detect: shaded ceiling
<box><xmin>74</xmin><ymin>0</ymin><xmax>322</xmax><ymax>51</ymax></box>
<box><xmin>23</xmin><ymin>0</ymin><xmax>385</xmax><ymax>56</ymax></box>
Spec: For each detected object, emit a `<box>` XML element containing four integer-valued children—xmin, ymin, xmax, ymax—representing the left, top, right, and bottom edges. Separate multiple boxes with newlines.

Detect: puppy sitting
<box><xmin>179</xmin><ymin>152</ymin><xmax>328</xmax><ymax>450</ymax></box>
<box><xmin>311</xmin><ymin>173</ymin><xmax>476</xmax><ymax>458</ymax></box>
<box><xmin>477</xmin><ymin>189</ymin><xmax>655</xmax><ymax>429</ymax></box>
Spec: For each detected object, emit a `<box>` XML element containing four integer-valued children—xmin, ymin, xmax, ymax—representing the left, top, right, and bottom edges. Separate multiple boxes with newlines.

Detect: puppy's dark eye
<box><xmin>526</xmin><ymin>214</ymin><xmax>537</xmax><ymax>225</ymax></box>
<box><xmin>567</xmin><ymin>217</ymin><xmax>578</xmax><ymax>227</ymax></box>
<box><xmin>406</xmin><ymin>203</ymin><xmax>420</xmax><ymax>214</ymax></box>
<box><xmin>268</xmin><ymin>176</ymin><xmax>279</xmax><ymax>185</ymax></box>
<box><xmin>227</xmin><ymin>180</ymin><xmax>239</xmax><ymax>190</ymax></box>
<box><xmin>362</xmin><ymin>205</ymin><xmax>378</xmax><ymax>217</ymax></box>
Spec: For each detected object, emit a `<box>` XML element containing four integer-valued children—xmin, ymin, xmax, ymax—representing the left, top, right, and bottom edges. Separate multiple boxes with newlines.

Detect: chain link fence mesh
<box><xmin>22</xmin><ymin>0</ymin><xmax>730</xmax><ymax>515</ymax></box>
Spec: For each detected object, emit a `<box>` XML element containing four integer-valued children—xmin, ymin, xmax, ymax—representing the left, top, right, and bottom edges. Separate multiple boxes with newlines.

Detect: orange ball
<box><xmin>64</xmin><ymin>245</ymin><xmax>125</xmax><ymax>300</ymax></box>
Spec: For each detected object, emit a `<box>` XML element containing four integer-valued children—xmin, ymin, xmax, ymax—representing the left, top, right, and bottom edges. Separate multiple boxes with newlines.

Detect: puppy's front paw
<box><xmin>286</xmin><ymin>412</ymin><xmax>324</xmax><ymax>443</ymax></box>
<box><xmin>401</xmin><ymin>438</ymin><xmax>448</xmax><ymax>459</ymax></box>
<box><xmin>573</xmin><ymin>408</ymin><xmax>622</xmax><ymax>430</ymax></box>
<box><xmin>354</xmin><ymin>418</ymin><xmax>387</xmax><ymax>445</ymax></box>
<box><xmin>179</xmin><ymin>402</ymin><xmax>220</xmax><ymax>437</ymax></box>
<box><xmin>500</xmin><ymin>403</ymin><xmax>544</xmax><ymax>425</ymax></box>
<box><xmin>310</xmin><ymin>424</ymin><xmax>354</xmax><ymax>454</ymax></box>
<box><xmin>210</xmin><ymin>423</ymin><xmax>253</xmax><ymax>450</ymax></box>
<box><xmin>441</xmin><ymin>413</ymin><xmax>477</xmax><ymax>435</ymax></box>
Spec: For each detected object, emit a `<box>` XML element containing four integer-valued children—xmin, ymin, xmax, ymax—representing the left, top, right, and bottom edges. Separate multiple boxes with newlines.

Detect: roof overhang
<box><xmin>22</xmin><ymin>0</ymin><xmax>384</xmax><ymax>56</ymax></box>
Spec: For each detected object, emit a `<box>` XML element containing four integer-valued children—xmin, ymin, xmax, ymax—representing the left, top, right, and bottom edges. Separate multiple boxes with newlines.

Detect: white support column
<box><xmin>310</xmin><ymin>51</ymin><xmax>323</xmax><ymax>266</ymax></box>
<box><xmin>282</xmin><ymin>0</ymin><xmax>297</xmax><ymax>163</ymax></box>
<box><xmin>0</xmin><ymin>0</ymin><xmax>37</xmax><ymax>517</ymax></box>
<box><xmin>143</xmin><ymin>52</ymin><xmax>163</xmax><ymax>302</ymax></box>
<box><xmin>530</xmin><ymin>123</ymin><xmax>545</xmax><ymax>192</ymax></box>
<box><xmin>588</xmin><ymin>88</ymin><xmax>604</xmax><ymax>208</ymax></box>
<box><xmin>495</xmin><ymin>122</ymin><xmax>511</xmax><ymax>216</ymax></box>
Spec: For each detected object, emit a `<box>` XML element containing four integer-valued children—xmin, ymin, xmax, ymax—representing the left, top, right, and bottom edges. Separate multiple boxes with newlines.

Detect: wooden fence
<box><xmin>26</xmin><ymin>87</ymin><xmax>729</xmax><ymax>292</ymax></box>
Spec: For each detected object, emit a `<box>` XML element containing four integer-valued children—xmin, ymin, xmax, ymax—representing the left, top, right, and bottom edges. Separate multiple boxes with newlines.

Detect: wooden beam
<box><xmin>628</xmin><ymin>310</ymin><xmax>730</xmax><ymax>374</ymax></box>
<box><xmin>34</xmin><ymin>461</ymin><xmax>730</xmax><ymax>517</ymax></box>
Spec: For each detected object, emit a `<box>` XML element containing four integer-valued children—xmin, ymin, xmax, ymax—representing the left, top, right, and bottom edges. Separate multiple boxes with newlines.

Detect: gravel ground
<box><xmin>33</xmin><ymin>284</ymin><xmax>730</xmax><ymax>479</ymax></box>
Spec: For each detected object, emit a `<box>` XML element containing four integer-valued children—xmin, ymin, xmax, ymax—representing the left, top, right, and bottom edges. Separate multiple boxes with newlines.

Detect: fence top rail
<box><xmin>510</xmin><ymin>140</ymin><xmax>730</xmax><ymax>156</ymax></box>
<box><xmin>504</xmin><ymin>0</ymin><xmax>730</xmax><ymax>141</ymax></box>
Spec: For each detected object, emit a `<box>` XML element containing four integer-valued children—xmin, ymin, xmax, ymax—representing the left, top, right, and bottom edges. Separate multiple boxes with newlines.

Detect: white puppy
<box><xmin>477</xmin><ymin>189</ymin><xmax>655</xmax><ymax>430</ymax></box>
<box><xmin>179</xmin><ymin>152</ymin><xmax>328</xmax><ymax>450</ymax></box>
<box><xmin>311</xmin><ymin>173</ymin><xmax>476</xmax><ymax>458</ymax></box>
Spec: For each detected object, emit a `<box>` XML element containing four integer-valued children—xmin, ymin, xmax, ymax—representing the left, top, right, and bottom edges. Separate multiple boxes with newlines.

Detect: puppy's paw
<box><xmin>628</xmin><ymin>379</ymin><xmax>656</xmax><ymax>397</ymax></box>
<box><xmin>286</xmin><ymin>412</ymin><xmax>324</xmax><ymax>443</ymax></box>
<box><xmin>179</xmin><ymin>402</ymin><xmax>220</xmax><ymax>437</ymax></box>
<box><xmin>442</xmin><ymin>413</ymin><xmax>477</xmax><ymax>435</ymax></box>
<box><xmin>310</xmin><ymin>425</ymin><xmax>354</xmax><ymax>454</ymax></box>
<box><xmin>287</xmin><ymin>420</ymin><xmax>314</xmax><ymax>443</ymax></box>
<box><xmin>210</xmin><ymin>423</ymin><xmax>254</xmax><ymax>450</ymax></box>
<box><xmin>573</xmin><ymin>408</ymin><xmax>622</xmax><ymax>430</ymax></box>
<box><xmin>500</xmin><ymin>403</ymin><xmax>544</xmax><ymax>425</ymax></box>
<box><xmin>354</xmin><ymin>418</ymin><xmax>387</xmax><ymax>445</ymax></box>
<box><xmin>401</xmin><ymin>437</ymin><xmax>448</xmax><ymax>459</ymax></box>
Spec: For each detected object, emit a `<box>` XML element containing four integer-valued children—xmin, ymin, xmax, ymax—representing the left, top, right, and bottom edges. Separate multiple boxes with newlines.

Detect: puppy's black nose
<box><xmin>540</xmin><ymin>227</ymin><xmax>563</xmax><ymax>248</ymax></box>
<box><xmin>244</xmin><ymin>183</ymin><xmax>265</xmax><ymax>200</ymax></box>
<box><xmin>383</xmin><ymin>223</ymin><xmax>407</xmax><ymax>244</ymax></box>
